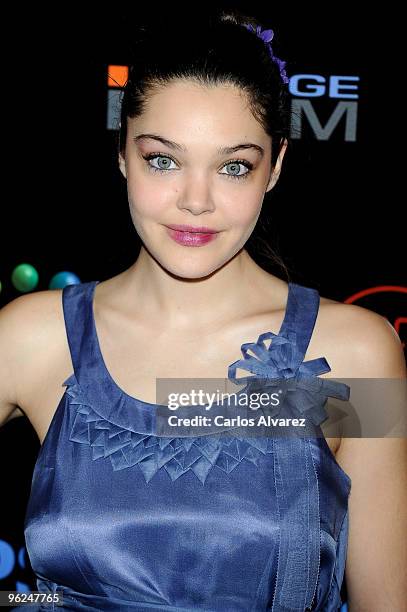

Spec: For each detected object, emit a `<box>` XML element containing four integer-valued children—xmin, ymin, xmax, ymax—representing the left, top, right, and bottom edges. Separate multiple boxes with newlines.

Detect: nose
<box><xmin>176</xmin><ymin>174</ymin><xmax>216</xmax><ymax>215</ymax></box>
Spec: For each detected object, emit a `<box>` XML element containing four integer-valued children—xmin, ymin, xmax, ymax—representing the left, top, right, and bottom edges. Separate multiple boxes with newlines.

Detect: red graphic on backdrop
<box><xmin>344</xmin><ymin>285</ymin><xmax>406</xmax><ymax>350</ymax></box>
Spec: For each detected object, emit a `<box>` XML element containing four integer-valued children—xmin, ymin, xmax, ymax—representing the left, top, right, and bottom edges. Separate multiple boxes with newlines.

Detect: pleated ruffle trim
<box><xmin>66</xmin><ymin>328</ymin><xmax>350</xmax><ymax>484</ymax></box>
<box><xmin>67</xmin><ymin>379</ymin><xmax>273</xmax><ymax>484</ymax></box>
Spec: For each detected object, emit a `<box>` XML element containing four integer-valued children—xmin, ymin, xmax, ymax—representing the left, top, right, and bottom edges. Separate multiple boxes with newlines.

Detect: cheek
<box><xmin>226</xmin><ymin>197</ymin><xmax>263</xmax><ymax>228</ymax></box>
<box><xmin>126</xmin><ymin>179</ymin><xmax>170</xmax><ymax>219</ymax></box>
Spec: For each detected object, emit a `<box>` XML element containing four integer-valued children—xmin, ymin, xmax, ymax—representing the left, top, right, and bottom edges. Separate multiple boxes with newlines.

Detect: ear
<box><xmin>266</xmin><ymin>138</ymin><xmax>288</xmax><ymax>193</ymax></box>
<box><xmin>118</xmin><ymin>121</ymin><xmax>127</xmax><ymax>179</ymax></box>
<box><xmin>118</xmin><ymin>151</ymin><xmax>127</xmax><ymax>179</ymax></box>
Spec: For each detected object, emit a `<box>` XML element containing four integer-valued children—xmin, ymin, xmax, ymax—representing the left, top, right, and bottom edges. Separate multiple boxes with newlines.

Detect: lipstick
<box><xmin>165</xmin><ymin>224</ymin><xmax>219</xmax><ymax>247</ymax></box>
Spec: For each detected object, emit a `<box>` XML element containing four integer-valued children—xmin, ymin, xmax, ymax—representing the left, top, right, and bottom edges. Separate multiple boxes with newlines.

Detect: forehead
<box><xmin>128</xmin><ymin>80</ymin><xmax>268</xmax><ymax>146</ymax></box>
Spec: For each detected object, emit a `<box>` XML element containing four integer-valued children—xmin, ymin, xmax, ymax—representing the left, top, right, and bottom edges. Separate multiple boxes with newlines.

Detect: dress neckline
<box><xmin>89</xmin><ymin>279</ymin><xmax>296</xmax><ymax>410</ymax></box>
<box><xmin>63</xmin><ymin>278</ymin><xmax>351</xmax><ymax>440</ymax></box>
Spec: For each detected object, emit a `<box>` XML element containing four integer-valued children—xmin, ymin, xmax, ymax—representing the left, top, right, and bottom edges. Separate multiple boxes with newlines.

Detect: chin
<box><xmin>152</xmin><ymin>250</ymin><xmax>232</xmax><ymax>280</ymax></box>
<box><xmin>161</xmin><ymin>259</ymin><xmax>225</xmax><ymax>280</ymax></box>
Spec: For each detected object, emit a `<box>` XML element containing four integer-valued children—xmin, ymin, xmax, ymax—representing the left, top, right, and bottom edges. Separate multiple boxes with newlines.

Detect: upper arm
<box><xmin>0</xmin><ymin>290</ymin><xmax>64</xmax><ymax>427</ymax></box>
<box><xmin>0</xmin><ymin>296</ymin><xmax>25</xmax><ymax>425</ymax></box>
<box><xmin>332</xmin><ymin>306</ymin><xmax>407</xmax><ymax>609</ymax></box>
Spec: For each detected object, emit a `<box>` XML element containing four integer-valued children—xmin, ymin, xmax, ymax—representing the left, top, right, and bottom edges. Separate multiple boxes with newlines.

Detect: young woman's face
<box><xmin>119</xmin><ymin>80</ymin><xmax>287</xmax><ymax>278</ymax></box>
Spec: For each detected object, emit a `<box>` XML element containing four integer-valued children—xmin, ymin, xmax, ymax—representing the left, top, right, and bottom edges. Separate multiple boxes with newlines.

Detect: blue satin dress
<box><xmin>21</xmin><ymin>280</ymin><xmax>352</xmax><ymax>611</ymax></box>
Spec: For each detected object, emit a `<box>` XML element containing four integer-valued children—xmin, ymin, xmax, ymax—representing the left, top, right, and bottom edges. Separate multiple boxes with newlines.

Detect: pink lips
<box><xmin>165</xmin><ymin>224</ymin><xmax>220</xmax><ymax>247</ymax></box>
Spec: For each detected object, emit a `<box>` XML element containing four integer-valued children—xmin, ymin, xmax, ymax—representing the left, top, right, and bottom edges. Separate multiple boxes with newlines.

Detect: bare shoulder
<box><xmin>316</xmin><ymin>296</ymin><xmax>406</xmax><ymax>378</ymax></box>
<box><xmin>312</xmin><ymin>295</ymin><xmax>406</xmax><ymax>464</ymax></box>
<box><xmin>0</xmin><ymin>289</ymin><xmax>68</xmax><ymax>421</ymax></box>
<box><xmin>1</xmin><ymin>287</ymin><xmax>63</xmax><ymax>327</ymax></box>
<box><xmin>0</xmin><ymin>288</ymin><xmax>64</xmax><ymax>352</ymax></box>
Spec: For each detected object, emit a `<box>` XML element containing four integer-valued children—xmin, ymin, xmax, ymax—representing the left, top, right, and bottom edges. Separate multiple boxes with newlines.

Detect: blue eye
<box><xmin>142</xmin><ymin>153</ymin><xmax>253</xmax><ymax>181</ymax></box>
<box><xmin>219</xmin><ymin>161</ymin><xmax>252</xmax><ymax>180</ymax></box>
<box><xmin>143</xmin><ymin>154</ymin><xmax>177</xmax><ymax>173</ymax></box>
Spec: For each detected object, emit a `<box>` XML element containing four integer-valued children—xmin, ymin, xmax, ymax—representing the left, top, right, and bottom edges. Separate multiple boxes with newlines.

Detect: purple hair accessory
<box><xmin>243</xmin><ymin>23</ymin><xmax>289</xmax><ymax>84</ymax></box>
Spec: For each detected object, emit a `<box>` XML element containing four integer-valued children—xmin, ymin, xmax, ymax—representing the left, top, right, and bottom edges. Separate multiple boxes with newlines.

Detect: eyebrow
<box><xmin>132</xmin><ymin>133</ymin><xmax>264</xmax><ymax>158</ymax></box>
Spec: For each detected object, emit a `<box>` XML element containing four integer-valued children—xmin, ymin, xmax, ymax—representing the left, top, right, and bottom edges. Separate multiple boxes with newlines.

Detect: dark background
<box><xmin>1</xmin><ymin>4</ymin><xmax>402</xmax><ymax>301</ymax></box>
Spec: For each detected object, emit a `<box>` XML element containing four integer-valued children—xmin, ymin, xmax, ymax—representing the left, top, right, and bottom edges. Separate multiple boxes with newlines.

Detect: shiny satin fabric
<box><xmin>19</xmin><ymin>281</ymin><xmax>352</xmax><ymax>611</ymax></box>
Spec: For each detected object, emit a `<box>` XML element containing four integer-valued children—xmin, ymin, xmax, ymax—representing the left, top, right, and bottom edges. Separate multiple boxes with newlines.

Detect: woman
<box><xmin>1</xmin><ymin>8</ymin><xmax>406</xmax><ymax>611</ymax></box>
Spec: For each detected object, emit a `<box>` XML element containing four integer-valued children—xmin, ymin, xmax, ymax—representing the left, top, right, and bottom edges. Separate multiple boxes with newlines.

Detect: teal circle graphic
<box><xmin>11</xmin><ymin>263</ymin><xmax>39</xmax><ymax>292</ymax></box>
<box><xmin>49</xmin><ymin>272</ymin><xmax>81</xmax><ymax>289</ymax></box>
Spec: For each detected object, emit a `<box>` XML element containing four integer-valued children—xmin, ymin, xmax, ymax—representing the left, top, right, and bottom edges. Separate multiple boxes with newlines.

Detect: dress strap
<box><xmin>270</xmin><ymin>436</ymin><xmax>321</xmax><ymax>610</ymax></box>
<box><xmin>279</xmin><ymin>282</ymin><xmax>320</xmax><ymax>364</ymax></box>
<box><xmin>62</xmin><ymin>280</ymin><xmax>100</xmax><ymax>387</ymax></box>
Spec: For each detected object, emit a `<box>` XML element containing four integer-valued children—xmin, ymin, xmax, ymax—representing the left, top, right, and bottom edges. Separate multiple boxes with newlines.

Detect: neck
<box><xmin>117</xmin><ymin>247</ymin><xmax>276</xmax><ymax>330</ymax></box>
